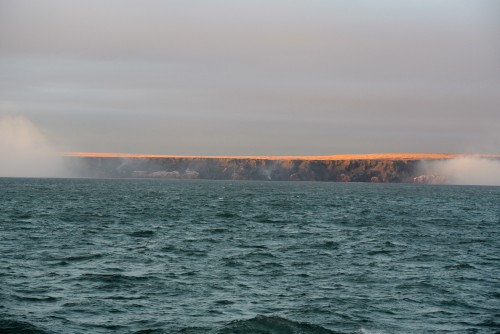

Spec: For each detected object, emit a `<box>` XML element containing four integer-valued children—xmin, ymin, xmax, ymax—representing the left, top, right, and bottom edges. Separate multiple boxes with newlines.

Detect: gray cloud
<box><xmin>0</xmin><ymin>116</ymin><xmax>70</xmax><ymax>177</ymax></box>
<box><xmin>1</xmin><ymin>0</ymin><xmax>499</xmax><ymax>155</ymax></box>
<box><xmin>418</xmin><ymin>158</ymin><xmax>500</xmax><ymax>185</ymax></box>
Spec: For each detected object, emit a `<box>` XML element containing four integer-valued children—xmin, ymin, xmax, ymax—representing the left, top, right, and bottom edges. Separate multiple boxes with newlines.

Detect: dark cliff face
<box><xmin>64</xmin><ymin>157</ymin><xmax>421</xmax><ymax>182</ymax></box>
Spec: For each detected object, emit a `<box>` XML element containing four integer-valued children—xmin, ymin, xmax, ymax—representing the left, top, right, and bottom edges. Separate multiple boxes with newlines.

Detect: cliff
<box><xmin>61</xmin><ymin>153</ymin><xmax>500</xmax><ymax>183</ymax></box>
<box><xmin>62</xmin><ymin>155</ymin><xmax>422</xmax><ymax>182</ymax></box>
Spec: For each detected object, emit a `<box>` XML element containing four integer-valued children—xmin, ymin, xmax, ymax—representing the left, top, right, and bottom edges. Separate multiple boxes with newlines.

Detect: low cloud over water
<box><xmin>419</xmin><ymin>158</ymin><xmax>500</xmax><ymax>186</ymax></box>
<box><xmin>0</xmin><ymin>116</ymin><xmax>68</xmax><ymax>177</ymax></box>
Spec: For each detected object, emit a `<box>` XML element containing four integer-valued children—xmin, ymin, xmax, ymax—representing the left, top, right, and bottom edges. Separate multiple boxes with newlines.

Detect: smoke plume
<box><xmin>0</xmin><ymin>116</ymin><xmax>68</xmax><ymax>177</ymax></box>
<box><xmin>418</xmin><ymin>158</ymin><xmax>500</xmax><ymax>186</ymax></box>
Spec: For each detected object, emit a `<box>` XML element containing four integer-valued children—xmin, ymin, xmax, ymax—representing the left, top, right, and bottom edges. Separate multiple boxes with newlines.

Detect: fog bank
<box><xmin>418</xmin><ymin>158</ymin><xmax>500</xmax><ymax>186</ymax></box>
<box><xmin>0</xmin><ymin>116</ymin><xmax>68</xmax><ymax>177</ymax></box>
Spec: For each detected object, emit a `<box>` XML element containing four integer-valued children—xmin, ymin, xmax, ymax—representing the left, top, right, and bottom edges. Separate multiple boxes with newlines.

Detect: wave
<box><xmin>76</xmin><ymin>273</ymin><xmax>151</xmax><ymax>287</ymax></box>
<box><xmin>216</xmin><ymin>211</ymin><xmax>240</xmax><ymax>218</ymax></box>
<box><xmin>444</xmin><ymin>262</ymin><xmax>475</xmax><ymax>270</ymax></box>
<box><xmin>60</xmin><ymin>253</ymin><xmax>104</xmax><ymax>262</ymax></box>
<box><xmin>0</xmin><ymin>318</ymin><xmax>52</xmax><ymax>334</ymax></box>
<box><xmin>13</xmin><ymin>295</ymin><xmax>59</xmax><ymax>303</ymax></box>
<box><xmin>128</xmin><ymin>230</ymin><xmax>156</xmax><ymax>238</ymax></box>
<box><xmin>214</xmin><ymin>315</ymin><xmax>339</xmax><ymax>334</ymax></box>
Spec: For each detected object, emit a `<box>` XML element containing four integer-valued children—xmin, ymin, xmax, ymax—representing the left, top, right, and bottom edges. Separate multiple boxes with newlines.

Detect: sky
<box><xmin>0</xmin><ymin>0</ymin><xmax>499</xmax><ymax>155</ymax></box>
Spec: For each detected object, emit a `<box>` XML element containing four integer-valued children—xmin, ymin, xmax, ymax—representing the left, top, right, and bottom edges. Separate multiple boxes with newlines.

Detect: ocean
<box><xmin>0</xmin><ymin>178</ymin><xmax>498</xmax><ymax>333</ymax></box>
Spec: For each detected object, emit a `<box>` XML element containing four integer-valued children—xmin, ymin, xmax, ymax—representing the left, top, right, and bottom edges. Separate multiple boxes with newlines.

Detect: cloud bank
<box><xmin>0</xmin><ymin>116</ymin><xmax>68</xmax><ymax>177</ymax></box>
<box><xmin>0</xmin><ymin>0</ymin><xmax>499</xmax><ymax>155</ymax></box>
<box><xmin>418</xmin><ymin>158</ymin><xmax>500</xmax><ymax>186</ymax></box>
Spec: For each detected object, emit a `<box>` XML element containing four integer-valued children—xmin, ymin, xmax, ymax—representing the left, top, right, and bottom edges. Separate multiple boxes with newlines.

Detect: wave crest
<box><xmin>0</xmin><ymin>318</ymin><xmax>51</xmax><ymax>334</ymax></box>
<box><xmin>216</xmin><ymin>315</ymin><xmax>338</xmax><ymax>334</ymax></box>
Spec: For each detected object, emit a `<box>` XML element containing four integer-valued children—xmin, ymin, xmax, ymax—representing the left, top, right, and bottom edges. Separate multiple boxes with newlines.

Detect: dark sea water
<box><xmin>1</xmin><ymin>178</ymin><xmax>499</xmax><ymax>334</ymax></box>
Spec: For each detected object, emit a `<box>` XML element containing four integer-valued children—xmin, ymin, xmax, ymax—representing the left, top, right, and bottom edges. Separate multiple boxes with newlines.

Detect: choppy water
<box><xmin>1</xmin><ymin>178</ymin><xmax>499</xmax><ymax>333</ymax></box>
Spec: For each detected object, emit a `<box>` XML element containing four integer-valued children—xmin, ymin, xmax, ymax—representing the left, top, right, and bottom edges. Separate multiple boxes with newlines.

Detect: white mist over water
<box><xmin>0</xmin><ymin>116</ymin><xmax>67</xmax><ymax>177</ymax></box>
<box><xmin>419</xmin><ymin>158</ymin><xmax>500</xmax><ymax>186</ymax></box>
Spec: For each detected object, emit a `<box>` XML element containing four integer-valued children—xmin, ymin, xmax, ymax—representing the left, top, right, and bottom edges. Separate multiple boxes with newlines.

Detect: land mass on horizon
<box><xmin>61</xmin><ymin>152</ymin><xmax>500</xmax><ymax>184</ymax></box>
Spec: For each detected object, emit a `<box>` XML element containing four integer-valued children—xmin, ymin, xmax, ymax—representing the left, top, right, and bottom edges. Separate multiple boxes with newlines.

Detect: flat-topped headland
<box><xmin>61</xmin><ymin>152</ymin><xmax>500</xmax><ymax>183</ymax></box>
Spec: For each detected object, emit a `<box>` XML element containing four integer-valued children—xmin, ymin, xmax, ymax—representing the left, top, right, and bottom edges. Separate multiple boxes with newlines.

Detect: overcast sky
<box><xmin>1</xmin><ymin>0</ymin><xmax>499</xmax><ymax>155</ymax></box>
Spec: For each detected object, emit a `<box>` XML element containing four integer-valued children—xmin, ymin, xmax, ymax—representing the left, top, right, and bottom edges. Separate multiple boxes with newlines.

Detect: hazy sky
<box><xmin>1</xmin><ymin>0</ymin><xmax>499</xmax><ymax>155</ymax></box>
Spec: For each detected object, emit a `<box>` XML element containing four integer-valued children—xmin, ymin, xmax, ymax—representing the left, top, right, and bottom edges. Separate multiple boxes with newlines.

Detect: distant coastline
<box><xmin>60</xmin><ymin>152</ymin><xmax>500</xmax><ymax>184</ymax></box>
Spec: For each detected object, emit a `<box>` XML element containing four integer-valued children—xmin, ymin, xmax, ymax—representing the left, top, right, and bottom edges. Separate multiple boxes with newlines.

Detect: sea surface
<box><xmin>0</xmin><ymin>178</ymin><xmax>499</xmax><ymax>333</ymax></box>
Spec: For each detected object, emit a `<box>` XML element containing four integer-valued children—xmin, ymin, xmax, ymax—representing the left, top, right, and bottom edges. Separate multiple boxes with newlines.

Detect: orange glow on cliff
<box><xmin>60</xmin><ymin>152</ymin><xmax>500</xmax><ymax>161</ymax></box>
